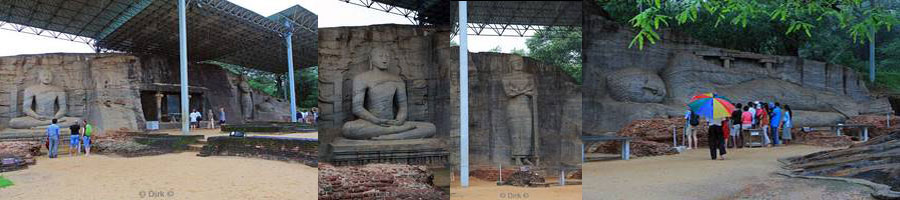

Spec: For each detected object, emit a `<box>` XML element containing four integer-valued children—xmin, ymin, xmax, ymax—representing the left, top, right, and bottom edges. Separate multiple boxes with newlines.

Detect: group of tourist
<box><xmin>45</xmin><ymin>119</ymin><xmax>93</xmax><ymax>158</ymax></box>
<box><xmin>297</xmin><ymin>108</ymin><xmax>318</xmax><ymax>125</ymax></box>
<box><xmin>685</xmin><ymin>101</ymin><xmax>794</xmax><ymax>160</ymax></box>
<box><xmin>188</xmin><ymin>108</ymin><xmax>228</xmax><ymax>129</ymax></box>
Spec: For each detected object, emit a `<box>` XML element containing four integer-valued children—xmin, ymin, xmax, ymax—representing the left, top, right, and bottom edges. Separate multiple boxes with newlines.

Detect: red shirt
<box><xmin>742</xmin><ymin>112</ymin><xmax>753</xmax><ymax>125</ymax></box>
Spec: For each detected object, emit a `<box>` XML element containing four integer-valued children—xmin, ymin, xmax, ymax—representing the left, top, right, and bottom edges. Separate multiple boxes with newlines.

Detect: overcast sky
<box><xmin>0</xmin><ymin>0</ymin><xmax>527</xmax><ymax>57</ymax></box>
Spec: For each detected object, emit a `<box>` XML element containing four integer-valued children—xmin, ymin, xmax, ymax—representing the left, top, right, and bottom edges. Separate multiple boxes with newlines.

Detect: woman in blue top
<box><xmin>782</xmin><ymin>105</ymin><xmax>793</xmax><ymax>145</ymax></box>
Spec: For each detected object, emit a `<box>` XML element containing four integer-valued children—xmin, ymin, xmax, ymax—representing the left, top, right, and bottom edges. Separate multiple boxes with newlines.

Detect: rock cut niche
<box><xmin>583</xmin><ymin>13</ymin><xmax>892</xmax><ymax>134</ymax></box>
<box><xmin>317</xmin><ymin>24</ymin><xmax>452</xmax><ymax>165</ymax></box>
<box><xmin>0</xmin><ymin>54</ymin><xmax>145</xmax><ymax>135</ymax></box>
<box><xmin>459</xmin><ymin>52</ymin><xmax>582</xmax><ymax>169</ymax></box>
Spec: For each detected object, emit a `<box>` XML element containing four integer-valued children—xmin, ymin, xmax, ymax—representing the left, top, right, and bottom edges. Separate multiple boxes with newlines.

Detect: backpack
<box><xmin>689</xmin><ymin>112</ymin><xmax>700</xmax><ymax>126</ymax></box>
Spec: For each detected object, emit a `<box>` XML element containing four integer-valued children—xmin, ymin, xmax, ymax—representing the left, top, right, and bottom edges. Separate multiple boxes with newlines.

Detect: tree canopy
<box><xmin>524</xmin><ymin>28</ymin><xmax>583</xmax><ymax>84</ymax></box>
<box><xmin>618</xmin><ymin>0</ymin><xmax>900</xmax><ymax>50</ymax></box>
<box><xmin>600</xmin><ymin>0</ymin><xmax>900</xmax><ymax>92</ymax></box>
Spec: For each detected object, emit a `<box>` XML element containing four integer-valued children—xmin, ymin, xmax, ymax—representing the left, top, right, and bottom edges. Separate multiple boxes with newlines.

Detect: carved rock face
<box><xmin>606</xmin><ymin>68</ymin><xmax>667</xmax><ymax>103</ymax></box>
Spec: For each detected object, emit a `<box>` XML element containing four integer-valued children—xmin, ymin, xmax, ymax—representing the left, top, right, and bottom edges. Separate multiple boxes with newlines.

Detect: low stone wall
<box><xmin>197</xmin><ymin>136</ymin><xmax>317</xmax><ymax>167</ymax></box>
<box><xmin>470</xmin><ymin>167</ymin><xmax>517</xmax><ymax>182</ymax></box>
<box><xmin>0</xmin><ymin>141</ymin><xmax>40</xmax><ymax>172</ymax></box>
<box><xmin>846</xmin><ymin>115</ymin><xmax>900</xmax><ymax>138</ymax></box>
<box><xmin>220</xmin><ymin>122</ymin><xmax>316</xmax><ymax>133</ymax></box>
<box><xmin>588</xmin><ymin>118</ymin><xmax>704</xmax><ymax>157</ymax></box>
<box><xmin>133</xmin><ymin>134</ymin><xmax>204</xmax><ymax>151</ymax></box>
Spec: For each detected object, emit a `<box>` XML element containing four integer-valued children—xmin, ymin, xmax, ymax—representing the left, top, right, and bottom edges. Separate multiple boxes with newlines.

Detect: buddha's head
<box><xmin>510</xmin><ymin>56</ymin><xmax>525</xmax><ymax>72</ymax></box>
<box><xmin>38</xmin><ymin>69</ymin><xmax>52</xmax><ymax>85</ymax></box>
<box><xmin>370</xmin><ymin>47</ymin><xmax>390</xmax><ymax>70</ymax></box>
<box><xmin>606</xmin><ymin>68</ymin><xmax>667</xmax><ymax>103</ymax></box>
<box><xmin>238</xmin><ymin>76</ymin><xmax>250</xmax><ymax>91</ymax></box>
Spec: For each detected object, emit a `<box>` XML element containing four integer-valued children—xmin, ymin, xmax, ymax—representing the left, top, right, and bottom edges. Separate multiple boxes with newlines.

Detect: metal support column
<box><xmin>178</xmin><ymin>0</ymin><xmax>189</xmax><ymax>135</ymax></box>
<box><xmin>458</xmin><ymin>1</ymin><xmax>470</xmax><ymax>188</ymax></box>
<box><xmin>869</xmin><ymin>0</ymin><xmax>877</xmax><ymax>83</ymax></box>
<box><xmin>284</xmin><ymin>20</ymin><xmax>298</xmax><ymax>122</ymax></box>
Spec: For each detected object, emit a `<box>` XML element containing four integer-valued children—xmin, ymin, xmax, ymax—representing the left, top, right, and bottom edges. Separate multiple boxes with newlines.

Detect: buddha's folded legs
<box><xmin>342</xmin><ymin>120</ymin><xmax>436</xmax><ymax>140</ymax></box>
<box><xmin>342</xmin><ymin>119</ymin><xmax>414</xmax><ymax>140</ymax></box>
<box><xmin>371</xmin><ymin>121</ymin><xmax>436</xmax><ymax>140</ymax></box>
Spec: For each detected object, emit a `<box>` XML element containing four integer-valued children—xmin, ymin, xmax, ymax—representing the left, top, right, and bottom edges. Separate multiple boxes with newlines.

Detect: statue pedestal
<box><xmin>328</xmin><ymin>137</ymin><xmax>448</xmax><ymax>167</ymax></box>
<box><xmin>0</xmin><ymin>128</ymin><xmax>72</xmax><ymax>140</ymax></box>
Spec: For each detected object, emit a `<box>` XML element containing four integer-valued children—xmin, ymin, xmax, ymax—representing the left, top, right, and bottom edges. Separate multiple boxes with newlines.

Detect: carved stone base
<box><xmin>0</xmin><ymin>128</ymin><xmax>72</xmax><ymax>140</ymax></box>
<box><xmin>328</xmin><ymin>137</ymin><xmax>448</xmax><ymax>166</ymax></box>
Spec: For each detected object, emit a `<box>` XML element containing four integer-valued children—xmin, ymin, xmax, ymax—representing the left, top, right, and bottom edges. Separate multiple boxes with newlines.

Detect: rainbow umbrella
<box><xmin>688</xmin><ymin>93</ymin><xmax>735</xmax><ymax>120</ymax></box>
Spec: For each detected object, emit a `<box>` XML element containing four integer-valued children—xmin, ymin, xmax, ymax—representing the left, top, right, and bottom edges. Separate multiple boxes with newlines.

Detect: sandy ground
<box><xmin>730</xmin><ymin>176</ymin><xmax>874</xmax><ymax>200</ymax></box>
<box><xmin>583</xmin><ymin>145</ymin><xmax>856</xmax><ymax>200</ymax></box>
<box><xmin>156</xmin><ymin>128</ymin><xmax>318</xmax><ymax>139</ymax></box>
<box><xmin>0</xmin><ymin>152</ymin><xmax>317</xmax><ymax>199</ymax></box>
<box><xmin>450</xmin><ymin>177</ymin><xmax>582</xmax><ymax>200</ymax></box>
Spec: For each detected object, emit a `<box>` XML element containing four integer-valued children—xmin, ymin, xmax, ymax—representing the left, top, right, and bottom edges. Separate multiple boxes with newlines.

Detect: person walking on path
<box><xmin>82</xmin><ymin>120</ymin><xmax>92</xmax><ymax>156</ymax></box>
<box><xmin>708</xmin><ymin>116</ymin><xmax>727</xmax><ymax>160</ymax></box>
<box><xmin>69</xmin><ymin>121</ymin><xmax>81</xmax><ymax>156</ymax></box>
<box><xmin>782</xmin><ymin>105</ymin><xmax>793</xmax><ymax>145</ymax></box>
<box><xmin>685</xmin><ymin>109</ymin><xmax>699</xmax><ymax>149</ymax></box>
<box><xmin>730</xmin><ymin>103</ymin><xmax>743</xmax><ymax>148</ymax></box>
<box><xmin>46</xmin><ymin>119</ymin><xmax>60</xmax><ymax>158</ymax></box>
<box><xmin>770</xmin><ymin>103</ymin><xmax>784</xmax><ymax>146</ymax></box>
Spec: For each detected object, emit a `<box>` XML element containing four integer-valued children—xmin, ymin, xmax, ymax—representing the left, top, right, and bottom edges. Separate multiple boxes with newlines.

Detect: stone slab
<box><xmin>328</xmin><ymin>137</ymin><xmax>448</xmax><ymax>166</ymax></box>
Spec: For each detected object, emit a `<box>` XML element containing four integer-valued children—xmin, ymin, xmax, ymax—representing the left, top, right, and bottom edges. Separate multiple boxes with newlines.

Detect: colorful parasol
<box><xmin>688</xmin><ymin>93</ymin><xmax>736</xmax><ymax>120</ymax></box>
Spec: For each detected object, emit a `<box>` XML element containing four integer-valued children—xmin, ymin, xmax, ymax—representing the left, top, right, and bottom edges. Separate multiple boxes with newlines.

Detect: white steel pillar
<box><xmin>458</xmin><ymin>1</ymin><xmax>469</xmax><ymax>188</ymax></box>
<box><xmin>178</xmin><ymin>0</ymin><xmax>189</xmax><ymax>135</ymax></box>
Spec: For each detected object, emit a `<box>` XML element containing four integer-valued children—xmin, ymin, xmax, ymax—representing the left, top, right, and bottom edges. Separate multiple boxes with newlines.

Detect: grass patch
<box><xmin>0</xmin><ymin>176</ymin><xmax>13</xmax><ymax>188</ymax></box>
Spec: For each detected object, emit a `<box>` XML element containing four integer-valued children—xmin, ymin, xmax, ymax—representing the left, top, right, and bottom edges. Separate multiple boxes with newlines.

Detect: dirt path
<box><xmin>0</xmin><ymin>152</ymin><xmax>317</xmax><ymax>199</ymax></box>
<box><xmin>583</xmin><ymin>145</ymin><xmax>853</xmax><ymax>200</ymax></box>
<box><xmin>450</xmin><ymin>177</ymin><xmax>582</xmax><ymax>200</ymax></box>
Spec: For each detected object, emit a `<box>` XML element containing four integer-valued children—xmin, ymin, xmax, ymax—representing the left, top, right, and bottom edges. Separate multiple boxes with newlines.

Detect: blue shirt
<box><xmin>46</xmin><ymin>124</ymin><xmax>60</xmax><ymax>139</ymax></box>
<box><xmin>771</xmin><ymin>107</ymin><xmax>783</xmax><ymax>126</ymax></box>
<box><xmin>220</xmin><ymin>111</ymin><xmax>226</xmax><ymax>121</ymax></box>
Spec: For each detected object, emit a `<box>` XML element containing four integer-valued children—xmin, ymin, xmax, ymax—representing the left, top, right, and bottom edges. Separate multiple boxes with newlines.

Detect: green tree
<box><xmin>601</xmin><ymin>0</ymin><xmax>900</xmax><ymax>92</ymax></box>
<box><xmin>296</xmin><ymin>66</ymin><xmax>319</xmax><ymax>108</ymax></box>
<box><xmin>204</xmin><ymin>61</ymin><xmax>320</xmax><ymax>108</ymax></box>
<box><xmin>525</xmin><ymin>27</ymin><xmax>583</xmax><ymax>84</ymax></box>
<box><xmin>510</xmin><ymin>48</ymin><xmax>528</xmax><ymax>56</ymax></box>
<box><xmin>488</xmin><ymin>45</ymin><xmax>503</xmax><ymax>53</ymax></box>
<box><xmin>618</xmin><ymin>0</ymin><xmax>900</xmax><ymax>50</ymax></box>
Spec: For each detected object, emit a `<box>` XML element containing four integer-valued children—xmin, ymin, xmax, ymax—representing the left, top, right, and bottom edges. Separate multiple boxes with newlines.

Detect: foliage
<box><xmin>0</xmin><ymin>176</ymin><xmax>13</xmax><ymax>188</ymax></box>
<box><xmin>510</xmin><ymin>48</ymin><xmax>528</xmax><ymax>57</ymax></box>
<box><xmin>203</xmin><ymin>61</ymin><xmax>319</xmax><ymax>109</ymax></box>
<box><xmin>297</xmin><ymin>66</ymin><xmax>318</xmax><ymax>108</ymax></box>
<box><xmin>524</xmin><ymin>27</ymin><xmax>583</xmax><ymax>84</ymax></box>
<box><xmin>616</xmin><ymin>0</ymin><xmax>900</xmax><ymax>50</ymax></box>
<box><xmin>602</xmin><ymin>0</ymin><xmax>900</xmax><ymax>92</ymax></box>
<box><xmin>488</xmin><ymin>46</ymin><xmax>503</xmax><ymax>53</ymax></box>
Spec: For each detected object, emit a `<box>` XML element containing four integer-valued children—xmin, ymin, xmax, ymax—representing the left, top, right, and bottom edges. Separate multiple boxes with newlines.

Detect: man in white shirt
<box><xmin>189</xmin><ymin>110</ymin><xmax>201</xmax><ymax>129</ymax></box>
<box><xmin>747</xmin><ymin>102</ymin><xmax>757</xmax><ymax>128</ymax></box>
<box><xmin>708</xmin><ymin>116</ymin><xmax>727</xmax><ymax>160</ymax></box>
